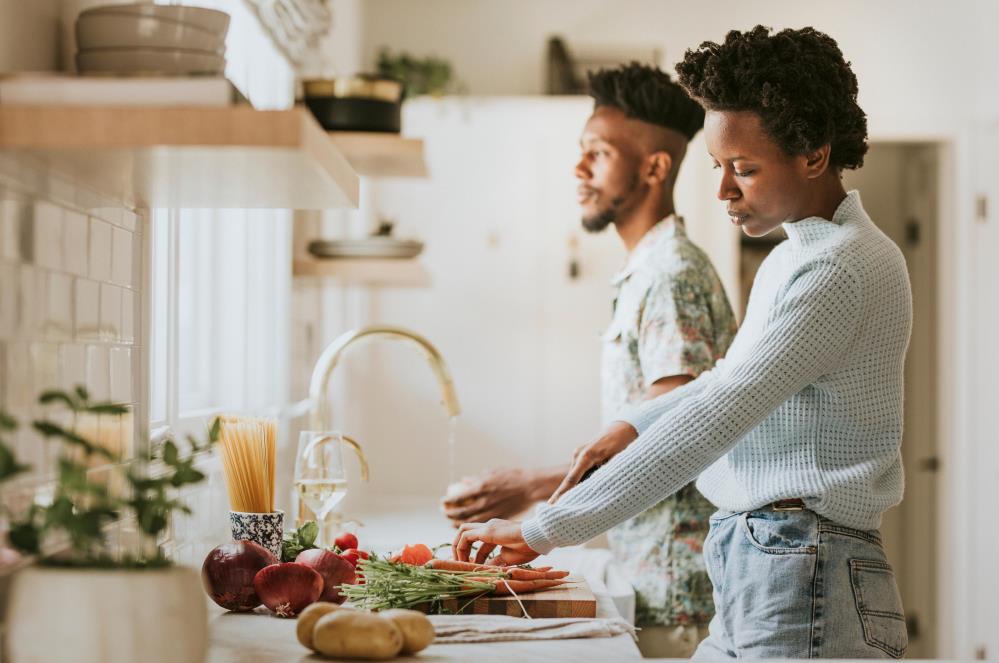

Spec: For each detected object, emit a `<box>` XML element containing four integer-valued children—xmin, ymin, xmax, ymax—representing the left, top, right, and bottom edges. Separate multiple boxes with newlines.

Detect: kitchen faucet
<box><xmin>308</xmin><ymin>324</ymin><xmax>461</xmax><ymax>435</ymax></box>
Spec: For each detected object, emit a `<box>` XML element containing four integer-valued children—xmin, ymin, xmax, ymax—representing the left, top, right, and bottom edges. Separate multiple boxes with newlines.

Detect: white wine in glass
<box><xmin>294</xmin><ymin>431</ymin><xmax>348</xmax><ymax>547</ymax></box>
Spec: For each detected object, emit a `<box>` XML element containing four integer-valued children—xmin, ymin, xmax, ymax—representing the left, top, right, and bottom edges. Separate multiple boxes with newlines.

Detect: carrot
<box><xmin>490</xmin><ymin>578</ymin><xmax>569</xmax><ymax>596</ymax></box>
<box><xmin>507</xmin><ymin>568</ymin><xmax>570</xmax><ymax>581</ymax></box>
<box><xmin>425</xmin><ymin>559</ymin><xmax>494</xmax><ymax>572</ymax></box>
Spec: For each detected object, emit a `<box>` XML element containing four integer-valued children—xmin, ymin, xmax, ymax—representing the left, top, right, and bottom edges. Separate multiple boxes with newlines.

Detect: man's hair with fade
<box><xmin>587</xmin><ymin>62</ymin><xmax>705</xmax><ymax>141</ymax></box>
<box><xmin>676</xmin><ymin>25</ymin><xmax>868</xmax><ymax>170</ymax></box>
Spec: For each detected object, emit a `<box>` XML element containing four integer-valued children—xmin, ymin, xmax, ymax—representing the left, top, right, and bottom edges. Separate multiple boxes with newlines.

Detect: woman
<box><xmin>454</xmin><ymin>25</ymin><xmax>912</xmax><ymax>659</ymax></box>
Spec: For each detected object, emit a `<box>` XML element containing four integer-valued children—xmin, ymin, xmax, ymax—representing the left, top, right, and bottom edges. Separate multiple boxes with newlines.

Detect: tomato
<box><xmin>397</xmin><ymin>543</ymin><xmax>434</xmax><ymax>566</ymax></box>
<box><xmin>340</xmin><ymin>548</ymin><xmax>369</xmax><ymax>567</ymax></box>
<box><xmin>333</xmin><ymin>532</ymin><xmax>358</xmax><ymax>551</ymax></box>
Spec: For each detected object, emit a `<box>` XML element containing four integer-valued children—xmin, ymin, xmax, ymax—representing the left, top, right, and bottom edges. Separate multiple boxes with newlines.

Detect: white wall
<box><xmin>356</xmin><ymin>0</ymin><xmax>992</xmax><ymax>128</ymax></box>
<box><xmin>0</xmin><ymin>0</ymin><xmax>61</xmax><ymax>71</ymax></box>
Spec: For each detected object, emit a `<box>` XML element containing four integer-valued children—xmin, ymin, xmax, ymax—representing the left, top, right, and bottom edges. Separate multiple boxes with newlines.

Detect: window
<box><xmin>149</xmin><ymin>209</ymin><xmax>292</xmax><ymax>439</ymax></box>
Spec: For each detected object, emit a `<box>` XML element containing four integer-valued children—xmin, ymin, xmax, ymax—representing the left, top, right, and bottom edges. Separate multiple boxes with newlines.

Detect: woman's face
<box><xmin>704</xmin><ymin>110</ymin><xmax>814</xmax><ymax>237</ymax></box>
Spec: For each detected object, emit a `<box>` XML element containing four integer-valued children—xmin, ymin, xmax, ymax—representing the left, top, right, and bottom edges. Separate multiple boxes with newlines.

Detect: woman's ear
<box><xmin>645</xmin><ymin>151</ymin><xmax>673</xmax><ymax>185</ymax></box>
<box><xmin>805</xmin><ymin>144</ymin><xmax>832</xmax><ymax>179</ymax></box>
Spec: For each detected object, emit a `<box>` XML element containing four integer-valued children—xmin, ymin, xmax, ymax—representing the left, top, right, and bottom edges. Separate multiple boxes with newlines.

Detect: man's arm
<box><xmin>441</xmin><ymin>466</ymin><xmax>568</xmax><ymax>524</ymax></box>
<box><xmin>644</xmin><ymin>374</ymin><xmax>694</xmax><ymax>399</ymax></box>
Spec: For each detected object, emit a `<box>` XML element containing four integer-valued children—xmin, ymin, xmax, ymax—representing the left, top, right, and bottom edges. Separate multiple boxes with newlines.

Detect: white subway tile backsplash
<box><xmin>1</xmin><ymin>198</ymin><xmax>26</xmax><ymax>261</ymax></box>
<box><xmin>45</xmin><ymin>272</ymin><xmax>73</xmax><ymax>340</ymax></box>
<box><xmin>0</xmin><ymin>342</ymin><xmax>6</xmax><ymax>408</ymax></box>
<box><xmin>30</xmin><ymin>343</ymin><xmax>59</xmax><ymax>396</ymax></box>
<box><xmin>0</xmin><ymin>262</ymin><xmax>17</xmax><ymax>338</ymax></box>
<box><xmin>121</xmin><ymin>289</ymin><xmax>135</xmax><ymax>343</ymax></box>
<box><xmin>60</xmin><ymin>343</ymin><xmax>87</xmax><ymax>393</ymax></box>
<box><xmin>63</xmin><ymin>210</ymin><xmax>89</xmax><ymax>277</ymax></box>
<box><xmin>85</xmin><ymin>345</ymin><xmax>109</xmax><ymax>401</ymax></box>
<box><xmin>89</xmin><ymin>218</ymin><xmax>112</xmax><ymax>282</ymax></box>
<box><xmin>111</xmin><ymin>227</ymin><xmax>132</xmax><ymax>287</ymax></box>
<box><xmin>109</xmin><ymin>347</ymin><xmax>132</xmax><ymax>404</ymax></box>
<box><xmin>5</xmin><ymin>341</ymin><xmax>32</xmax><ymax>410</ymax></box>
<box><xmin>32</xmin><ymin>201</ymin><xmax>63</xmax><ymax>270</ymax></box>
<box><xmin>18</xmin><ymin>266</ymin><xmax>44</xmax><ymax>338</ymax></box>
<box><xmin>74</xmin><ymin>278</ymin><xmax>100</xmax><ymax>341</ymax></box>
<box><xmin>100</xmin><ymin>283</ymin><xmax>121</xmax><ymax>342</ymax></box>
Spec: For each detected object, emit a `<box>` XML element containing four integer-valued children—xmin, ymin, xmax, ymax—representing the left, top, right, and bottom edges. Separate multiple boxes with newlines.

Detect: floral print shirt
<box><xmin>601</xmin><ymin>215</ymin><xmax>737</xmax><ymax>626</ymax></box>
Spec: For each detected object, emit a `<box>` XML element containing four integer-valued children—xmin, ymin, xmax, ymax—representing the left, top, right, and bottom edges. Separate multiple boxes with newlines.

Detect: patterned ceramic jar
<box><xmin>229</xmin><ymin>510</ymin><xmax>284</xmax><ymax>559</ymax></box>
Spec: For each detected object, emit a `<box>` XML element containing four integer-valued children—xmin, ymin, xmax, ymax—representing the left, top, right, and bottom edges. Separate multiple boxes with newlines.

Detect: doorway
<box><xmin>738</xmin><ymin>142</ymin><xmax>942</xmax><ymax>658</ymax></box>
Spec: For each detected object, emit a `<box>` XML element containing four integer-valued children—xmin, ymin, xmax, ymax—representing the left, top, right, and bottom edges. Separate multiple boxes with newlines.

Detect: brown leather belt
<box><xmin>771</xmin><ymin>498</ymin><xmax>806</xmax><ymax>511</ymax></box>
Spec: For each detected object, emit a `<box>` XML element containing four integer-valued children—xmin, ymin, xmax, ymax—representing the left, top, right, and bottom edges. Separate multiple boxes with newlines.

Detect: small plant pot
<box><xmin>229</xmin><ymin>509</ymin><xmax>284</xmax><ymax>558</ymax></box>
<box><xmin>7</xmin><ymin>565</ymin><xmax>207</xmax><ymax>663</ymax></box>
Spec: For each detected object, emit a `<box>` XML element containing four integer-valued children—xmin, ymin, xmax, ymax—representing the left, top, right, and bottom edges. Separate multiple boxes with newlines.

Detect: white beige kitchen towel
<box><xmin>428</xmin><ymin>614</ymin><xmax>637</xmax><ymax>643</ymax></box>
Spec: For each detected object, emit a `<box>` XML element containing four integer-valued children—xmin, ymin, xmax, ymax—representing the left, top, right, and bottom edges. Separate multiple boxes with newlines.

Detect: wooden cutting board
<box><xmin>428</xmin><ymin>575</ymin><xmax>597</xmax><ymax>618</ymax></box>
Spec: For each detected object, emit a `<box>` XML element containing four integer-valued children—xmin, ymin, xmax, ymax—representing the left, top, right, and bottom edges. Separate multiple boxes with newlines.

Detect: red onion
<box><xmin>253</xmin><ymin>562</ymin><xmax>323</xmax><ymax>617</ymax></box>
<box><xmin>295</xmin><ymin>548</ymin><xmax>357</xmax><ymax>604</ymax></box>
<box><xmin>201</xmin><ymin>540</ymin><xmax>277</xmax><ymax>612</ymax></box>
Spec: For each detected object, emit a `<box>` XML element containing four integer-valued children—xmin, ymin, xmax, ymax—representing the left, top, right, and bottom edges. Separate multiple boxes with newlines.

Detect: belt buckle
<box><xmin>772</xmin><ymin>499</ymin><xmax>805</xmax><ymax>511</ymax></box>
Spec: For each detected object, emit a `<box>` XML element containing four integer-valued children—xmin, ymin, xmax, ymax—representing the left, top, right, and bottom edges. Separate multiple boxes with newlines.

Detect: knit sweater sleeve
<box><xmin>522</xmin><ymin>259</ymin><xmax>865</xmax><ymax>553</ymax></box>
<box><xmin>614</xmin><ymin>362</ymin><xmax>723</xmax><ymax>434</ymax></box>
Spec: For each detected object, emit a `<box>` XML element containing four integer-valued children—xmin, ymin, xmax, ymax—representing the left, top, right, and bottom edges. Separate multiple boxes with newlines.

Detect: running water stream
<box><xmin>447</xmin><ymin>415</ymin><xmax>458</xmax><ymax>485</ymax></box>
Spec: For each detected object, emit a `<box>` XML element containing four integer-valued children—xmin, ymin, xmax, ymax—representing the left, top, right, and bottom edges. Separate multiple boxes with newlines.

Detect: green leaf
<box><xmin>162</xmin><ymin>440</ymin><xmax>179</xmax><ymax>466</ymax></box>
<box><xmin>0</xmin><ymin>410</ymin><xmax>17</xmax><ymax>432</ymax></box>
<box><xmin>8</xmin><ymin>521</ymin><xmax>40</xmax><ymax>555</ymax></box>
<box><xmin>38</xmin><ymin>390</ymin><xmax>76</xmax><ymax>409</ymax></box>
<box><xmin>85</xmin><ymin>403</ymin><xmax>130</xmax><ymax>416</ymax></box>
<box><xmin>0</xmin><ymin>444</ymin><xmax>29</xmax><ymax>482</ymax></box>
<box><xmin>209</xmin><ymin>416</ymin><xmax>222</xmax><ymax>443</ymax></box>
<box><xmin>32</xmin><ymin>421</ymin><xmax>116</xmax><ymax>462</ymax></box>
<box><xmin>299</xmin><ymin>521</ymin><xmax>319</xmax><ymax>547</ymax></box>
<box><xmin>74</xmin><ymin>385</ymin><xmax>91</xmax><ymax>402</ymax></box>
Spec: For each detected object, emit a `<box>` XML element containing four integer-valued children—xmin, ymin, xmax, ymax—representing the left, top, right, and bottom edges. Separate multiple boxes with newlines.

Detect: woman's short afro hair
<box><xmin>676</xmin><ymin>25</ymin><xmax>868</xmax><ymax>169</ymax></box>
<box><xmin>588</xmin><ymin>63</ymin><xmax>705</xmax><ymax>141</ymax></box>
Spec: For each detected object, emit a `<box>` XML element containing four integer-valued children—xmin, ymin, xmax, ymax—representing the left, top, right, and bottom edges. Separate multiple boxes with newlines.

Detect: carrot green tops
<box><xmin>523</xmin><ymin>191</ymin><xmax>912</xmax><ymax>553</ymax></box>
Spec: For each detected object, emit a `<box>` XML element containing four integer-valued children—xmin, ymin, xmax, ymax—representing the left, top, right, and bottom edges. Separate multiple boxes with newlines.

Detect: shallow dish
<box><xmin>80</xmin><ymin>4</ymin><xmax>230</xmax><ymax>35</ymax></box>
<box><xmin>76</xmin><ymin>47</ymin><xmax>225</xmax><ymax>76</ymax></box>
<box><xmin>77</xmin><ymin>13</ymin><xmax>225</xmax><ymax>53</ymax></box>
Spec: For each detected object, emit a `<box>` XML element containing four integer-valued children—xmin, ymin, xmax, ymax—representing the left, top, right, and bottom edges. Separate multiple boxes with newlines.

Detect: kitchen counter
<box><xmin>205</xmin><ymin>496</ymin><xmax>641</xmax><ymax>661</ymax></box>
<box><xmin>206</xmin><ymin>594</ymin><xmax>642</xmax><ymax>662</ymax></box>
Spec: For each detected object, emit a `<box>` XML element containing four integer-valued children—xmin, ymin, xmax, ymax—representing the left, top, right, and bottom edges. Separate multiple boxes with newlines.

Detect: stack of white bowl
<box><xmin>75</xmin><ymin>4</ymin><xmax>230</xmax><ymax>76</ymax></box>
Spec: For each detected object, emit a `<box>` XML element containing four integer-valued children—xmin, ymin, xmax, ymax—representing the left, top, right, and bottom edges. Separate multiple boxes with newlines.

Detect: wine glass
<box><xmin>294</xmin><ymin>431</ymin><xmax>349</xmax><ymax>548</ymax></box>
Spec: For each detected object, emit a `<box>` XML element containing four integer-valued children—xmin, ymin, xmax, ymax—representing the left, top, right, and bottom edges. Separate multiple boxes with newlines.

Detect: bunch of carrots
<box><xmin>425</xmin><ymin>559</ymin><xmax>570</xmax><ymax>596</ymax></box>
<box><xmin>338</xmin><ymin>547</ymin><xmax>572</xmax><ymax>612</ymax></box>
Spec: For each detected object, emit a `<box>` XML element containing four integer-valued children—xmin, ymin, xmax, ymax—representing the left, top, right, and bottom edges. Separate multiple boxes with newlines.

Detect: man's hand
<box><xmin>452</xmin><ymin>518</ymin><xmax>540</xmax><ymax>566</ymax></box>
<box><xmin>548</xmin><ymin>421</ymin><xmax>639</xmax><ymax>504</ymax></box>
<box><xmin>441</xmin><ymin>468</ymin><xmax>562</xmax><ymax>525</ymax></box>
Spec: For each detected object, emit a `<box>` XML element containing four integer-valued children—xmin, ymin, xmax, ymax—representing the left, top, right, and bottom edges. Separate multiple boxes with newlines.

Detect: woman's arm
<box><xmin>522</xmin><ymin>259</ymin><xmax>865</xmax><ymax>554</ymax></box>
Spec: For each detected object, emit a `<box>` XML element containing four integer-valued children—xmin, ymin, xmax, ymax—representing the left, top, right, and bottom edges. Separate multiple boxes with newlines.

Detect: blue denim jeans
<box><xmin>693</xmin><ymin>508</ymin><xmax>908</xmax><ymax>659</ymax></box>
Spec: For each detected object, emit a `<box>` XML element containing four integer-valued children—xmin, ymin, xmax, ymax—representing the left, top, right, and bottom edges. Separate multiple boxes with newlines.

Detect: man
<box><xmin>442</xmin><ymin>63</ymin><xmax>737</xmax><ymax>657</ymax></box>
<box><xmin>454</xmin><ymin>26</ymin><xmax>912</xmax><ymax>660</ymax></box>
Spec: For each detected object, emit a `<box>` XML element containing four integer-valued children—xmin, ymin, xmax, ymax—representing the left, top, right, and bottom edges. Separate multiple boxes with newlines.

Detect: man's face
<box><xmin>704</xmin><ymin>110</ymin><xmax>812</xmax><ymax>237</ymax></box>
<box><xmin>574</xmin><ymin>107</ymin><xmax>645</xmax><ymax>233</ymax></box>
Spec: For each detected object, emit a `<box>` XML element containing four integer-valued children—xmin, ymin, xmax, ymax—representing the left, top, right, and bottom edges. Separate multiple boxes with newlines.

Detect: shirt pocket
<box><xmin>849</xmin><ymin>559</ymin><xmax>908</xmax><ymax>658</ymax></box>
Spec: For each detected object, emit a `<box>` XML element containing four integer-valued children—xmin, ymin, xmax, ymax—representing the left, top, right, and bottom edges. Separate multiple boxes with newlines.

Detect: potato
<box><xmin>379</xmin><ymin>609</ymin><xmax>435</xmax><ymax>654</ymax></box>
<box><xmin>313</xmin><ymin>610</ymin><xmax>403</xmax><ymax>660</ymax></box>
<box><xmin>296</xmin><ymin>602</ymin><xmax>342</xmax><ymax>650</ymax></box>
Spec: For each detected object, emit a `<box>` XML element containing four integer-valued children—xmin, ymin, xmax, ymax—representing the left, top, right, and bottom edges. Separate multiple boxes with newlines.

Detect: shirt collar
<box><xmin>611</xmin><ymin>215</ymin><xmax>685</xmax><ymax>286</ymax></box>
<box><xmin>782</xmin><ymin>190</ymin><xmax>861</xmax><ymax>248</ymax></box>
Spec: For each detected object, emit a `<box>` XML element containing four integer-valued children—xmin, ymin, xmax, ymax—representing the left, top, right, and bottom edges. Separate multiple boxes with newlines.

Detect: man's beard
<box><xmin>580</xmin><ymin>175</ymin><xmax>638</xmax><ymax>234</ymax></box>
<box><xmin>581</xmin><ymin>206</ymin><xmax>616</xmax><ymax>233</ymax></box>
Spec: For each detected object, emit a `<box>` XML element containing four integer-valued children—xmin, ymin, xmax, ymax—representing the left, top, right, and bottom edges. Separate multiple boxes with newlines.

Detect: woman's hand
<box><xmin>548</xmin><ymin>421</ymin><xmax>639</xmax><ymax>504</ymax></box>
<box><xmin>452</xmin><ymin>518</ymin><xmax>540</xmax><ymax>566</ymax></box>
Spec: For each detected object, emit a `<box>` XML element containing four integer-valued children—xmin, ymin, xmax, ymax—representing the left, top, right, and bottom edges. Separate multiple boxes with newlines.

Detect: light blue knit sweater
<box><xmin>523</xmin><ymin>191</ymin><xmax>912</xmax><ymax>553</ymax></box>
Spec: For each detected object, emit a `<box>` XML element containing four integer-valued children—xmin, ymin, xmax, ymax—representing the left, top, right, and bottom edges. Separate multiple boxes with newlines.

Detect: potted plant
<box><xmin>1</xmin><ymin>387</ymin><xmax>219</xmax><ymax>663</ymax></box>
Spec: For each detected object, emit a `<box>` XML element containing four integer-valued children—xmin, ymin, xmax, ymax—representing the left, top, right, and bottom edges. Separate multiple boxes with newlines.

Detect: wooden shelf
<box><xmin>0</xmin><ymin>105</ymin><xmax>360</xmax><ymax>209</ymax></box>
<box><xmin>293</xmin><ymin>257</ymin><xmax>430</xmax><ymax>287</ymax></box>
<box><xmin>328</xmin><ymin>132</ymin><xmax>427</xmax><ymax>178</ymax></box>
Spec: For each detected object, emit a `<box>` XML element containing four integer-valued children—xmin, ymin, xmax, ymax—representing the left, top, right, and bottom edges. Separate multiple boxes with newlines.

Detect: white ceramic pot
<box><xmin>6</xmin><ymin>565</ymin><xmax>207</xmax><ymax>663</ymax></box>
